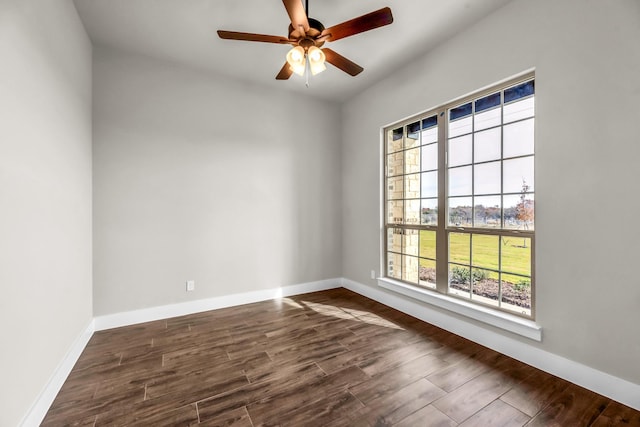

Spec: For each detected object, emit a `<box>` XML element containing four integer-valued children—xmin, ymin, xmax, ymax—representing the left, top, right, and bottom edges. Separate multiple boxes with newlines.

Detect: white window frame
<box><xmin>380</xmin><ymin>72</ymin><xmax>540</xmax><ymax>340</ymax></box>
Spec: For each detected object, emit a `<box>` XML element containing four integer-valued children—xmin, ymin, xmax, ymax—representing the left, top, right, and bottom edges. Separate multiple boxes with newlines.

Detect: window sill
<box><xmin>377</xmin><ymin>278</ymin><xmax>542</xmax><ymax>341</ymax></box>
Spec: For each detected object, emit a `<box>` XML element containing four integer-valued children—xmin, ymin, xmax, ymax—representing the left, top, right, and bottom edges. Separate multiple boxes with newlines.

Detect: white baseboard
<box><xmin>94</xmin><ymin>278</ymin><xmax>342</xmax><ymax>331</ymax></box>
<box><xmin>19</xmin><ymin>319</ymin><xmax>96</xmax><ymax>427</ymax></box>
<box><xmin>341</xmin><ymin>277</ymin><xmax>640</xmax><ymax>411</ymax></box>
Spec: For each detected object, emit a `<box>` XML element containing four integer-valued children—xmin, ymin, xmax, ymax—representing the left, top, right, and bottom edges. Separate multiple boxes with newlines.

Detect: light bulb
<box><xmin>286</xmin><ymin>46</ymin><xmax>306</xmax><ymax>76</ymax></box>
<box><xmin>308</xmin><ymin>46</ymin><xmax>322</xmax><ymax>62</ymax></box>
<box><xmin>290</xmin><ymin>48</ymin><xmax>303</xmax><ymax>62</ymax></box>
<box><xmin>307</xmin><ymin>46</ymin><xmax>326</xmax><ymax>75</ymax></box>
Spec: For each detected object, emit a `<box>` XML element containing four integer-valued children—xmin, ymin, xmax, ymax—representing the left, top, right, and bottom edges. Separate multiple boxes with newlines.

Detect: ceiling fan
<box><xmin>217</xmin><ymin>0</ymin><xmax>393</xmax><ymax>80</ymax></box>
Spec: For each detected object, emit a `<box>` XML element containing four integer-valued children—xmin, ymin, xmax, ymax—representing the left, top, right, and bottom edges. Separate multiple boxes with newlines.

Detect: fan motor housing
<box><xmin>289</xmin><ymin>18</ymin><xmax>326</xmax><ymax>47</ymax></box>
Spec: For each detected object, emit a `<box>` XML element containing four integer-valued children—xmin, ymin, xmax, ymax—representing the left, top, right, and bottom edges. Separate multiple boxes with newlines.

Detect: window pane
<box><xmin>449</xmin><ymin>116</ymin><xmax>472</xmax><ymax>138</ymax></box>
<box><xmin>403</xmin><ymin>255</ymin><xmax>419</xmax><ymax>283</ymax></box>
<box><xmin>504</xmin><ymin>80</ymin><xmax>534</xmax><ymax>103</ymax></box>
<box><xmin>388</xmin><ymin>128</ymin><xmax>403</xmax><ymax>153</ymax></box>
<box><xmin>387</xmin><ymin>252</ymin><xmax>402</xmax><ymax>279</ymax></box>
<box><xmin>405</xmin><ymin>122</ymin><xmax>420</xmax><ymax>149</ymax></box>
<box><xmin>504</xmin><ymin>118</ymin><xmax>534</xmax><ymax>158</ymax></box>
<box><xmin>501</xmin><ymin>272</ymin><xmax>531</xmax><ymax>316</ymax></box>
<box><xmin>387</xmin><ymin>176</ymin><xmax>403</xmax><ymax>200</ymax></box>
<box><xmin>474</xmin><ymin>128</ymin><xmax>501</xmax><ymax>163</ymax></box>
<box><xmin>474</xmin><ymin>107</ymin><xmax>501</xmax><ymax>131</ymax></box>
<box><xmin>450</xmin><ymin>102</ymin><xmax>472</xmax><ymax>120</ymax></box>
<box><xmin>403</xmin><ymin>229</ymin><xmax>419</xmax><ymax>256</ymax></box>
<box><xmin>449</xmin><ymin>232</ymin><xmax>470</xmax><ymax>264</ymax></box>
<box><xmin>421</xmin><ymin>143</ymin><xmax>438</xmax><ymax>171</ymax></box>
<box><xmin>419</xmin><ymin>258</ymin><xmax>436</xmax><ymax>288</ymax></box>
<box><xmin>421</xmin><ymin>171</ymin><xmax>437</xmax><ymax>198</ymax></box>
<box><xmin>474</xmin><ymin>195</ymin><xmax>501</xmax><ymax>228</ymax></box>
<box><xmin>387</xmin><ymin>152</ymin><xmax>404</xmax><ymax>177</ymax></box>
<box><xmin>503</xmin><ymin>194</ymin><xmax>534</xmax><ymax>230</ymax></box>
<box><xmin>422</xmin><ymin>115</ymin><xmax>438</xmax><ymax>130</ymax></box>
<box><xmin>405</xmin><ymin>199</ymin><xmax>420</xmax><ymax>225</ymax></box>
<box><xmin>405</xmin><ymin>148</ymin><xmax>420</xmax><ymax>174</ymax></box>
<box><xmin>472</xmin><ymin>234</ymin><xmax>499</xmax><ymax>270</ymax></box>
<box><xmin>448</xmin><ymin>197</ymin><xmax>472</xmax><ymax>227</ymax></box>
<box><xmin>387</xmin><ymin>228</ymin><xmax>402</xmax><ymax>253</ymax></box>
<box><xmin>449</xmin><ymin>103</ymin><xmax>473</xmax><ymax>137</ymax></box>
<box><xmin>501</xmin><ymin>236</ymin><xmax>532</xmax><ymax>276</ymax></box>
<box><xmin>475</xmin><ymin>92</ymin><xmax>501</xmax><ymax>112</ymax></box>
<box><xmin>422</xmin><ymin>130</ymin><xmax>437</xmax><ymax>145</ymax></box>
<box><xmin>474</xmin><ymin>161</ymin><xmax>501</xmax><ymax>195</ymax></box>
<box><xmin>405</xmin><ymin>173</ymin><xmax>420</xmax><ymax>199</ymax></box>
<box><xmin>419</xmin><ymin>230</ymin><xmax>436</xmax><ymax>260</ymax></box>
<box><xmin>448</xmin><ymin>134</ymin><xmax>472</xmax><ymax>167</ymax></box>
<box><xmin>387</xmin><ymin>200</ymin><xmax>404</xmax><ymax>225</ymax></box>
<box><xmin>408</xmin><ymin>121</ymin><xmax>421</xmax><ymax>136</ymax></box>
<box><xmin>472</xmin><ymin>268</ymin><xmax>499</xmax><ymax>307</ymax></box>
<box><xmin>421</xmin><ymin>198</ymin><xmax>438</xmax><ymax>225</ymax></box>
<box><xmin>503</xmin><ymin>97</ymin><xmax>534</xmax><ymax>124</ymax></box>
<box><xmin>449</xmin><ymin>264</ymin><xmax>470</xmax><ymax>297</ymax></box>
<box><xmin>422</xmin><ymin>116</ymin><xmax>438</xmax><ymax>144</ymax></box>
<box><xmin>448</xmin><ymin>165</ymin><xmax>472</xmax><ymax>196</ymax></box>
<box><xmin>503</xmin><ymin>156</ymin><xmax>534</xmax><ymax>193</ymax></box>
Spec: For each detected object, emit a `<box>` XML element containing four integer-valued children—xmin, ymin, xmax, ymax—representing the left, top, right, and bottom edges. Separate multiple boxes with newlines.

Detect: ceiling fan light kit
<box><xmin>217</xmin><ymin>0</ymin><xmax>393</xmax><ymax>82</ymax></box>
<box><xmin>286</xmin><ymin>45</ymin><xmax>306</xmax><ymax>76</ymax></box>
<box><xmin>307</xmin><ymin>46</ymin><xmax>326</xmax><ymax>75</ymax></box>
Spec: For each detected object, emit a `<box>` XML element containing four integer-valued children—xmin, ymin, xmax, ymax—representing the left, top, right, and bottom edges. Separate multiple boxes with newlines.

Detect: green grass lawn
<box><xmin>419</xmin><ymin>231</ymin><xmax>530</xmax><ymax>282</ymax></box>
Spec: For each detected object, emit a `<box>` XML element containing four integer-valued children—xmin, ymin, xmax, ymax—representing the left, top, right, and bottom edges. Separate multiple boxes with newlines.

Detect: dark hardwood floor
<box><xmin>42</xmin><ymin>288</ymin><xmax>639</xmax><ymax>426</ymax></box>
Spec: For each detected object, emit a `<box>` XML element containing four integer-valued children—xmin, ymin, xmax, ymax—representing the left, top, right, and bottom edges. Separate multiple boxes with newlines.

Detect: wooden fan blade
<box><xmin>217</xmin><ymin>30</ymin><xmax>290</xmax><ymax>44</ymax></box>
<box><xmin>282</xmin><ymin>0</ymin><xmax>310</xmax><ymax>33</ymax></box>
<box><xmin>322</xmin><ymin>7</ymin><xmax>393</xmax><ymax>42</ymax></box>
<box><xmin>276</xmin><ymin>62</ymin><xmax>293</xmax><ymax>80</ymax></box>
<box><xmin>323</xmin><ymin>48</ymin><xmax>363</xmax><ymax>76</ymax></box>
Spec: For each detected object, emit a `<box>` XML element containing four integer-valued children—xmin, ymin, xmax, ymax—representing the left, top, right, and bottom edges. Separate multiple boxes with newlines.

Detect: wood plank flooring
<box><xmin>42</xmin><ymin>288</ymin><xmax>639</xmax><ymax>426</ymax></box>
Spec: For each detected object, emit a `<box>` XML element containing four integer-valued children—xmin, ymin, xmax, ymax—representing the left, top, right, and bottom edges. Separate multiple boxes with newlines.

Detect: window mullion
<box><xmin>436</xmin><ymin>110</ymin><xmax>448</xmax><ymax>294</ymax></box>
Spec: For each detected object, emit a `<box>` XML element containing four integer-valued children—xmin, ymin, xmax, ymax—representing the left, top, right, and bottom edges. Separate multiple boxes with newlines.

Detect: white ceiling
<box><xmin>73</xmin><ymin>0</ymin><xmax>513</xmax><ymax>102</ymax></box>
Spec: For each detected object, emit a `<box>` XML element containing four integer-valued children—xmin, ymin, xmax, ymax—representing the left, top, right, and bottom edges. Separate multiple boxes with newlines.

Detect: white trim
<box><xmin>377</xmin><ymin>277</ymin><xmax>541</xmax><ymax>341</ymax></box>
<box><xmin>341</xmin><ymin>278</ymin><xmax>640</xmax><ymax>411</ymax></box>
<box><xmin>94</xmin><ymin>278</ymin><xmax>341</xmax><ymax>331</ymax></box>
<box><xmin>19</xmin><ymin>319</ymin><xmax>96</xmax><ymax>427</ymax></box>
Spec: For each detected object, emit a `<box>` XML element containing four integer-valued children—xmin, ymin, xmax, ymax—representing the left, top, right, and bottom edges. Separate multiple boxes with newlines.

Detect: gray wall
<box><xmin>92</xmin><ymin>47</ymin><xmax>343</xmax><ymax>315</ymax></box>
<box><xmin>341</xmin><ymin>0</ymin><xmax>640</xmax><ymax>384</ymax></box>
<box><xmin>0</xmin><ymin>1</ymin><xmax>93</xmax><ymax>425</ymax></box>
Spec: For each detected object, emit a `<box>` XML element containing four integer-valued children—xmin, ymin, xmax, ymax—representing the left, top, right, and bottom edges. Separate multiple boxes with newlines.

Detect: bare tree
<box><xmin>515</xmin><ymin>179</ymin><xmax>534</xmax><ymax>246</ymax></box>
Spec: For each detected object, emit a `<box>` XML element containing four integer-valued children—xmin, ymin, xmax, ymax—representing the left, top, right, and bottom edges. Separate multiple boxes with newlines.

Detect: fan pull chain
<box><xmin>305</xmin><ymin>56</ymin><xmax>310</xmax><ymax>88</ymax></box>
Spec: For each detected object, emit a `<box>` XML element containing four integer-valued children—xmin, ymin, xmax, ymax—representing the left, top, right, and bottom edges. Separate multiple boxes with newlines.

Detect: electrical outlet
<box><xmin>186</xmin><ymin>280</ymin><xmax>195</xmax><ymax>292</ymax></box>
<box><xmin>370</xmin><ymin>270</ymin><xmax>376</xmax><ymax>279</ymax></box>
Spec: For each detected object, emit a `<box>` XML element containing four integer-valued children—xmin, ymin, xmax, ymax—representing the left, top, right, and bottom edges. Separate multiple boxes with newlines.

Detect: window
<box><xmin>384</xmin><ymin>74</ymin><xmax>535</xmax><ymax>318</ymax></box>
